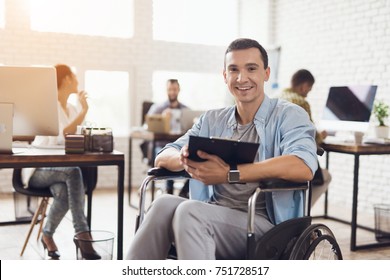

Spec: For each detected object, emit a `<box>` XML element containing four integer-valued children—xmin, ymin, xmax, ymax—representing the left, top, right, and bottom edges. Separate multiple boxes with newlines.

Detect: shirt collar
<box><xmin>227</xmin><ymin>94</ymin><xmax>271</xmax><ymax>128</ymax></box>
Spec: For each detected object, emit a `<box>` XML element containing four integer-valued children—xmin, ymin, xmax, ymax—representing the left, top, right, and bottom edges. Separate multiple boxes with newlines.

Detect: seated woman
<box><xmin>24</xmin><ymin>64</ymin><xmax>100</xmax><ymax>260</ymax></box>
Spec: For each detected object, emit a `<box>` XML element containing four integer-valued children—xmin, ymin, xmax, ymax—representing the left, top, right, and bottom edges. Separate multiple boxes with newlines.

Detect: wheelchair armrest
<box><xmin>136</xmin><ymin>167</ymin><xmax>190</xmax><ymax>231</ymax></box>
<box><xmin>147</xmin><ymin>167</ymin><xmax>190</xmax><ymax>179</ymax></box>
<box><xmin>259</xmin><ymin>179</ymin><xmax>308</xmax><ymax>192</ymax></box>
<box><xmin>247</xmin><ymin>180</ymin><xmax>308</xmax><ymax>235</ymax></box>
<box><xmin>317</xmin><ymin>147</ymin><xmax>324</xmax><ymax>156</ymax></box>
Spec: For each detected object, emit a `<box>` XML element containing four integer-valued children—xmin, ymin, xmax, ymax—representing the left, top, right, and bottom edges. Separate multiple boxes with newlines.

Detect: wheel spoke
<box><xmin>289</xmin><ymin>224</ymin><xmax>342</xmax><ymax>260</ymax></box>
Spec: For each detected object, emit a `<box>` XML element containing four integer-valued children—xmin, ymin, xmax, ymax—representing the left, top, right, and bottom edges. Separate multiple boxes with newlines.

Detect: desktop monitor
<box><xmin>319</xmin><ymin>85</ymin><xmax>377</xmax><ymax>133</ymax></box>
<box><xmin>0</xmin><ymin>66</ymin><xmax>59</xmax><ymax>152</ymax></box>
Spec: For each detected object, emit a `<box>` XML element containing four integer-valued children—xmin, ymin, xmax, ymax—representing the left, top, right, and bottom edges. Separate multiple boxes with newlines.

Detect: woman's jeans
<box><xmin>29</xmin><ymin>167</ymin><xmax>89</xmax><ymax>237</ymax></box>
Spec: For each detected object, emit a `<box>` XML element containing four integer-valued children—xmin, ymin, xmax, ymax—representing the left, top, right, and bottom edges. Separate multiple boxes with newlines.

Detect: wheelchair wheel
<box><xmin>289</xmin><ymin>224</ymin><xmax>343</xmax><ymax>260</ymax></box>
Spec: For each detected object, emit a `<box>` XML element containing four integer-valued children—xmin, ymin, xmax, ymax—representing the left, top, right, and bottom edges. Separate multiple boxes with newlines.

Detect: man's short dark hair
<box><xmin>291</xmin><ymin>69</ymin><xmax>315</xmax><ymax>88</ymax></box>
<box><xmin>167</xmin><ymin>79</ymin><xmax>180</xmax><ymax>87</ymax></box>
<box><xmin>224</xmin><ymin>38</ymin><xmax>268</xmax><ymax>69</ymax></box>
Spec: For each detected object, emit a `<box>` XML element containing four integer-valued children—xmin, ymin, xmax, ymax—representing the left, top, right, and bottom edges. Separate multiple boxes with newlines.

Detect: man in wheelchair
<box><xmin>127</xmin><ymin>38</ymin><xmax>319</xmax><ymax>260</ymax></box>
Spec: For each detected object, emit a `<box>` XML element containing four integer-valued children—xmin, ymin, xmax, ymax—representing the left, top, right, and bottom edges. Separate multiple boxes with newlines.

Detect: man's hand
<box><xmin>162</xmin><ymin>108</ymin><xmax>172</xmax><ymax>118</ymax></box>
<box><xmin>181</xmin><ymin>149</ymin><xmax>230</xmax><ymax>185</ymax></box>
<box><xmin>320</xmin><ymin>130</ymin><xmax>328</xmax><ymax>140</ymax></box>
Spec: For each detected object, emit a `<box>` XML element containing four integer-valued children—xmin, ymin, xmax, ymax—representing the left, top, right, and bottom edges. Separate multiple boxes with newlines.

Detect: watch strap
<box><xmin>230</xmin><ymin>163</ymin><xmax>238</xmax><ymax>171</ymax></box>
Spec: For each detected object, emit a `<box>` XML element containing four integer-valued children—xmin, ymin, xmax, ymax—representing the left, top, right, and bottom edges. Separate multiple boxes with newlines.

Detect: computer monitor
<box><xmin>319</xmin><ymin>85</ymin><xmax>377</xmax><ymax>133</ymax></box>
<box><xmin>0</xmin><ymin>66</ymin><xmax>59</xmax><ymax>152</ymax></box>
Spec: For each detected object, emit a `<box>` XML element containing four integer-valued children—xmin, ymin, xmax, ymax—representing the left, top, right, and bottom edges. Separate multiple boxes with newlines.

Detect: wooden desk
<box><xmin>0</xmin><ymin>148</ymin><xmax>125</xmax><ymax>259</ymax></box>
<box><xmin>320</xmin><ymin>141</ymin><xmax>390</xmax><ymax>251</ymax></box>
<box><xmin>128</xmin><ymin>129</ymin><xmax>182</xmax><ymax>206</ymax></box>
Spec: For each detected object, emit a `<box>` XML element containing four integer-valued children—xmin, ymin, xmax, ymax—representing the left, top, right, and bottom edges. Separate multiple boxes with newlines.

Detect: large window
<box><xmin>30</xmin><ymin>0</ymin><xmax>134</xmax><ymax>38</ymax></box>
<box><xmin>84</xmin><ymin>70</ymin><xmax>130</xmax><ymax>136</ymax></box>
<box><xmin>152</xmin><ymin>71</ymin><xmax>232</xmax><ymax>111</ymax></box>
<box><xmin>153</xmin><ymin>0</ymin><xmax>239</xmax><ymax>46</ymax></box>
<box><xmin>0</xmin><ymin>0</ymin><xmax>4</xmax><ymax>28</ymax></box>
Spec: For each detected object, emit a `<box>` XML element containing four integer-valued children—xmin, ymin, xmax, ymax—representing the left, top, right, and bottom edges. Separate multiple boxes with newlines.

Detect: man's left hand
<box><xmin>181</xmin><ymin>150</ymin><xmax>230</xmax><ymax>185</ymax></box>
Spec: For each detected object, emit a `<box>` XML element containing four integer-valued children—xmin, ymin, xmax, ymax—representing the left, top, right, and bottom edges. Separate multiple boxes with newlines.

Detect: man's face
<box><xmin>167</xmin><ymin>82</ymin><xmax>180</xmax><ymax>103</ymax></box>
<box><xmin>297</xmin><ymin>82</ymin><xmax>313</xmax><ymax>98</ymax></box>
<box><xmin>223</xmin><ymin>48</ymin><xmax>270</xmax><ymax>104</ymax></box>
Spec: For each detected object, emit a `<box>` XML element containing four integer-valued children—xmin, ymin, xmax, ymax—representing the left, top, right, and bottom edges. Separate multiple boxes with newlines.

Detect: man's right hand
<box><xmin>155</xmin><ymin>146</ymin><xmax>187</xmax><ymax>172</ymax></box>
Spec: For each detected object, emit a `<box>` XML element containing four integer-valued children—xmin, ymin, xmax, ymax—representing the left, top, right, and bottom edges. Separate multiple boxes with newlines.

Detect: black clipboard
<box><xmin>188</xmin><ymin>135</ymin><xmax>259</xmax><ymax>164</ymax></box>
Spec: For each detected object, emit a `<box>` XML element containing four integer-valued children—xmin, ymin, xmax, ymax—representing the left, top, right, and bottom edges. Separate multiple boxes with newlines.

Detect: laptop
<box><xmin>180</xmin><ymin>109</ymin><xmax>205</xmax><ymax>132</ymax></box>
<box><xmin>0</xmin><ymin>103</ymin><xmax>13</xmax><ymax>154</ymax></box>
<box><xmin>145</xmin><ymin>114</ymin><xmax>170</xmax><ymax>134</ymax></box>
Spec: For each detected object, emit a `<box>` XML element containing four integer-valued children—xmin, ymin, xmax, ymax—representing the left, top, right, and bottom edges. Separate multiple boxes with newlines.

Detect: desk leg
<box><xmin>350</xmin><ymin>154</ymin><xmax>360</xmax><ymax>251</ymax></box>
<box><xmin>151</xmin><ymin>140</ymin><xmax>156</xmax><ymax>202</ymax></box>
<box><xmin>128</xmin><ymin>137</ymin><xmax>132</xmax><ymax>206</ymax></box>
<box><xmin>117</xmin><ymin>162</ymin><xmax>125</xmax><ymax>260</ymax></box>
<box><xmin>87</xmin><ymin>184</ymin><xmax>93</xmax><ymax>229</ymax></box>
<box><xmin>323</xmin><ymin>151</ymin><xmax>330</xmax><ymax>217</ymax></box>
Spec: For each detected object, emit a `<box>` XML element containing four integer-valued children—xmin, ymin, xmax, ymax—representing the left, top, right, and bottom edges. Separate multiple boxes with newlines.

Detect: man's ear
<box><xmin>264</xmin><ymin>67</ymin><xmax>271</xmax><ymax>82</ymax></box>
<box><xmin>223</xmin><ymin>69</ymin><xmax>227</xmax><ymax>84</ymax></box>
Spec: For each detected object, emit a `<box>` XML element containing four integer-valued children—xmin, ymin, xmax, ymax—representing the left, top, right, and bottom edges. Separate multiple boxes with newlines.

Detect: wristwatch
<box><xmin>228</xmin><ymin>163</ymin><xmax>240</xmax><ymax>183</ymax></box>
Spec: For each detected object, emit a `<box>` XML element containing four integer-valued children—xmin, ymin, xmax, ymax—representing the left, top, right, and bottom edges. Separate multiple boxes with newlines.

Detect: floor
<box><xmin>1</xmin><ymin>188</ymin><xmax>389</xmax><ymax>260</ymax></box>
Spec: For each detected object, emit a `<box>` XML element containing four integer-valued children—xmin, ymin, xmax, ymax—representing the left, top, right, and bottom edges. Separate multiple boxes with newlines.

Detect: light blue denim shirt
<box><xmin>159</xmin><ymin>94</ymin><xmax>318</xmax><ymax>225</ymax></box>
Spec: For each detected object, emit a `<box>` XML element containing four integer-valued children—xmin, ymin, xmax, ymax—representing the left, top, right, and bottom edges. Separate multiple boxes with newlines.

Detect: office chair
<box><xmin>140</xmin><ymin>101</ymin><xmax>154</xmax><ymax>164</ymax></box>
<box><xmin>141</xmin><ymin>101</ymin><xmax>154</xmax><ymax>125</ymax></box>
<box><xmin>12</xmin><ymin>167</ymin><xmax>97</xmax><ymax>257</ymax></box>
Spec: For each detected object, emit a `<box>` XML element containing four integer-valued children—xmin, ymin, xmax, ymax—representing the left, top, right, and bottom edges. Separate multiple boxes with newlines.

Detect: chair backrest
<box><xmin>141</xmin><ymin>101</ymin><xmax>154</xmax><ymax>125</ymax></box>
<box><xmin>12</xmin><ymin>169</ymin><xmax>52</xmax><ymax>197</ymax></box>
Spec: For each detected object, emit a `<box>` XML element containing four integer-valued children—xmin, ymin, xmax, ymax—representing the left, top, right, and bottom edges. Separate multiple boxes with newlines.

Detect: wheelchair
<box><xmin>135</xmin><ymin>161</ymin><xmax>343</xmax><ymax>260</ymax></box>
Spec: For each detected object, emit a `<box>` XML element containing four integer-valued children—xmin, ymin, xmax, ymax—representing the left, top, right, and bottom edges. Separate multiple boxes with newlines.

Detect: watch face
<box><xmin>229</xmin><ymin>170</ymin><xmax>240</xmax><ymax>183</ymax></box>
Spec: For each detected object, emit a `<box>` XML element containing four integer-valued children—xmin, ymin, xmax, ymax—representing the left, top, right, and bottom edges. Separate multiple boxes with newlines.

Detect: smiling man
<box><xmin>127</xmin><ymin>38</ymin><xmax>318</xmax><ymax>260</ymax></box>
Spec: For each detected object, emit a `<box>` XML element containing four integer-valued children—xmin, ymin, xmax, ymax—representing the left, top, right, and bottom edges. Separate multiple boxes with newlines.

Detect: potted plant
<box><xmin>373</xmin><ymin>100</ymin><xmax>389</xmax><ymax>138</ymax></box>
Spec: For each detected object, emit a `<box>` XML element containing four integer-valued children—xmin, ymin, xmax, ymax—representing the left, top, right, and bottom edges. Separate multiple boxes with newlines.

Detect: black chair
<box><xmin>12</xmin><ymin>167</ymin><xmax>97</xmax><ymax>256</ymax></box>
<box><xmin>135</xmin><ymin>149</ymin><xmax>343</xmax><ymax>260</ymax></box>
<box><xmin>140</xmin><ymin>101</ymin><xmax>155</xmax><ymax>166</ymax></box>
<box><xmin>141</xmin><ymin>101</ymin><xmax>154</xmax><ymax>125</ymax></box>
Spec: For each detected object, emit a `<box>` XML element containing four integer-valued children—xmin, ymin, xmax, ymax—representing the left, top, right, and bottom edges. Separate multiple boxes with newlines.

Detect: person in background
<box><xmin>143</xmin><ymin>79</ymin><xmax>189</xmax><ymax>196</ymax></box>
<box><xmin>25</xmin><ymin>64</ymin><xmax>100</xmax><ymax>260</ymax></box>
<box><xmin>279</xmin><ymin>69</ymin><xmax>331</xmax><ymax>206</ymax></box>
<box><xmin>127</xmin><ymin>38</ymin><xmax>317</xmax><ymax>260</ymax></box>
<box><xmin>147</xmin><ymin>79</ymin><xmax>188</xmax><ymax>116</ymax></box>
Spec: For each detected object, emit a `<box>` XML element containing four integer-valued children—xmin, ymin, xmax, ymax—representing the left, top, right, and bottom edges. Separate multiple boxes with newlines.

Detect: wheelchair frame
<box><xmin>135</xmin><ymin>167</ymin><xmax>343</xmax><ymax>260</ymax></box>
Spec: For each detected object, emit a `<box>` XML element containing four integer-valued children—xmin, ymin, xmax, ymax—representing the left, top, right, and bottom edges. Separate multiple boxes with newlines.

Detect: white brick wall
<box><xmin>273</xmin><ymin>0</ymin><xmax>390</xmax><ymax>214</ymax></box>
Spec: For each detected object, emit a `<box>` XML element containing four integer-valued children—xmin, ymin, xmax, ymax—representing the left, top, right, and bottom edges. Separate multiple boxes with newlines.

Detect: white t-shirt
<box><xmin>22</xmin><ymin>102</ymin><xmax>80</xmax><ymax>184</ymax></box>
<box><xmin>33</xmin><ymin>102</ymin><xmax>79</xmax><ymax>146</ymax></box>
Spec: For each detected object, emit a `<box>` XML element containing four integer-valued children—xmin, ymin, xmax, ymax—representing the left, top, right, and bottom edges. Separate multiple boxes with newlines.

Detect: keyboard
<box><xmin>363</xmin><ymin>138</ymin><xmax>390</xmax><ymax>145</ymax></box>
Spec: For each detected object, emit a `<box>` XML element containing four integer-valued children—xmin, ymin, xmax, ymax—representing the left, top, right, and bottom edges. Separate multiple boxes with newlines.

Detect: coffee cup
<box><xmin>354</xmin><ymin>132</ymin><xmax>364</xmax><ymax>145</ymax></box>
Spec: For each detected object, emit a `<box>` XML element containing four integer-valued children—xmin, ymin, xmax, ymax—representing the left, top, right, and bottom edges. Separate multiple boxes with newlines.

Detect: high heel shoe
<box><xmin>73</xmin><ymin>232</ymin><xmax>101</xmax><ymax>260</ymax></box>
<box><xmin>41</xmin><ymin>236</ymin><xmax>60</xmax><ymax>259</ymax></box>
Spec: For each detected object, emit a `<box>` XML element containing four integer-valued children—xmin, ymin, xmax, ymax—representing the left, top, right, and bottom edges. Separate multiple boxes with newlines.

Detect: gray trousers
<box><xmin>29</xmin><ymin>167</ymin><xmax>89</xmax><ymax>237</ymax></box>
<box><xmin>127</xmin><ymin>194</ymin><xmax>274</xmax><ymax>260</ymax></box>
